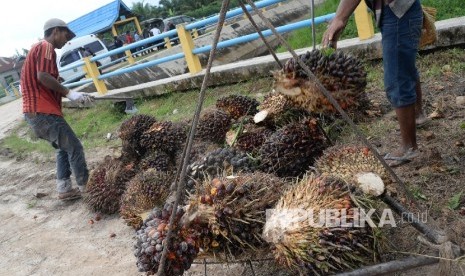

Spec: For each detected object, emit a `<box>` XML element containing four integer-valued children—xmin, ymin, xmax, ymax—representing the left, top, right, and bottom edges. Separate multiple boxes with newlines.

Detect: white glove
<box><xmin>66</xmin><ymin>90</ymin><xmax>84</xmax><ymax>101</ymax></box>
<box><xmin>66</xmin><ymin>90</ymin><xmax>94</xmax><ymax>103</ymax></box>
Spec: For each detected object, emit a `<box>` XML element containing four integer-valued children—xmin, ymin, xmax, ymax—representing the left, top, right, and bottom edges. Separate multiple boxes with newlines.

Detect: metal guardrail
<box><xmin>60</xmin><ymin>0</ymin><xmax>362</xmax><ymax>93</ymax></box>
<box><xmin>62</xmin><ymin>0</ymin><xmax>288</xmax><ymax>91</ymax></box>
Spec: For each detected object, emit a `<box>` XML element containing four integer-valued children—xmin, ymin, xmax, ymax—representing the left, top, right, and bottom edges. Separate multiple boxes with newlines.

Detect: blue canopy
<box><xmin>67</xmin><ymin>0</ymin><xmax>133</xmax><ymax>38</ymax></box>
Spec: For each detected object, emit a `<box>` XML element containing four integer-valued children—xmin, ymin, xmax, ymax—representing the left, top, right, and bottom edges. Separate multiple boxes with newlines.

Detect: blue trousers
<box><xmin>25</xmin><ymin>113</ymin><xmax>89</xmax><ymax>193</ymax></box>
<box><xmin>380</xmin><ymin>0</ymin><xmax>422</xmax><ymax>108</ymax></box>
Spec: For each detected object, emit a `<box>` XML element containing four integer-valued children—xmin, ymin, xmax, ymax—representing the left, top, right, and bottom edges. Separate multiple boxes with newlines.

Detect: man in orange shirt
<box><xmin>21</xmin><ymin>18</ymin><xmax>92</xmax><ymax>201</ymax></box>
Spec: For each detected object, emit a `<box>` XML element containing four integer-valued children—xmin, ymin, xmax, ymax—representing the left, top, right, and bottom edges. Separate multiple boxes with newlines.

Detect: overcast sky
<box><xmin>0</xmin><ymin>0</ymin><xmax>160</xmax><ymax>58</ymax></box>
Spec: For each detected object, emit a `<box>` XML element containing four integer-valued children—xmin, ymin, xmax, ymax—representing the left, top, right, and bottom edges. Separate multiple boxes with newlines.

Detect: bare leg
<box><xmin>393</xmin><ymin>103</ymin><xmax>418</xmax><ymax>156</ymax></box>
<box><xmin>415</xmin><ymin>79</ymin><xmax>429</xmax><ymax>125</ymax></box>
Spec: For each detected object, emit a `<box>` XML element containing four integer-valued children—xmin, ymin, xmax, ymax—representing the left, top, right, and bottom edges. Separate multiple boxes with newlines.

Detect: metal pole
<box><xmin>382</xmin><ymin>195</ymin><xmax>448</xmax><ymax>244</ymax></box>
<box><xmin>238</xmin><ymin>0</ymin><xmax>283</xmax><ymax>68</ymax></box>
<box><xmin>247</xmin><ymin>260</ymin><xmax>256</xmax><ymax>276</ymax></box>
<box><xmin>336</xmin><ymin>255</ymin><xmax>439</xmax><ymax>276</ymax></box>
<box><xmin>311</xmin><ymin>0</ymin><xmax>316</xmax><ymax>49</ymax></box>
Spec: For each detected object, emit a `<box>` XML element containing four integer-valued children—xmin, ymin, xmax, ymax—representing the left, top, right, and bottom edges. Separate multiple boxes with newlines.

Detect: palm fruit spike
<box><xmin>258</xmin><ymin>118</ymin><xmax>326</xmax><ymax>177</ymax></box>
<box><xmin>120</xmin><ymin>169</ymin><xmax>175</xmax><ymax>229</ymax></box>
<box><xmin>85</xmin><ymin>156</ymin><xmax>137</xmax><ymax>214</ymax></box>
<box><xmin>233</xmin><ymin>126</ymin><xmax>274</xmax><ymax>155</ymax></box>
<box><xmin>195</xmin><ymin>109</ymin><xmax>232</xmax><ymax>144</ymax></box>
<box><xmin>216</xmin><ymin>95</ymin><xmax>260</xmax><ymax>120</ymax></box>
<box><xmin>139</xmin><ymin>121</ymin><xmax>187</xmax><ymax>155</ymax></box>
<box><xmin>263</xmin><ymin>174</ymin><xmax>379</xmax><ymax>274</ymax></box>
<box><xmin>254</xmin><ymin>93</ymin><xmax>291</xmax><ymax>123</ymax></box>
<box><xmin>315</xmin><ymin>145</ymin><xmax>388</xmax><ymax>195</ymax></box>
<box><xmin>275</xmin><ymin>49</ymin><xmax>369</xmax><ymax>115</ymax></box>
<box><xmin>134</xmin><ymin>203</ymin><xmax>199</xmax><ymax>275</ymax></box>
<box><xmin>186</xmin><ymin>147</ymin><xmax>257</xmax><ymax>185</ymax></box>
<box><xmin>181</xmin><ymin>172</ymin><xmax>289</xmax><ymax>257</ymax></box>
<box><xmin>119</xmin><ymin>114</ymin><xmax>157</xmax><ymax>158</ymax></box>
<box><xmin>138</xmin><ymin>150</ymin><xmax>174</xmax><ymax>172</ymax></box>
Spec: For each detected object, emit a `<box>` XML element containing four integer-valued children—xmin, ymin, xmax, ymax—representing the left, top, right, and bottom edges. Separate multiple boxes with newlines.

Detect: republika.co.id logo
<box><xmin>265</xmin><ymin>208</ymin><xmax>428</xmax><ymax>228</ymax></box>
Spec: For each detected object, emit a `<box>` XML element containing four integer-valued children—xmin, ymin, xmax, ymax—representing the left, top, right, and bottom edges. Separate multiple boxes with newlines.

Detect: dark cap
<box><xmin>43</xmin><ymin>18</ymin><xmax>76</xmax><ymax>39</ymax></box>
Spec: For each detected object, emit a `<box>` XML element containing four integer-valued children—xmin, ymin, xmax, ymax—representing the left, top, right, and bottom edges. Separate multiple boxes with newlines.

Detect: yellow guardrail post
<box><xmin>354</xmin><ymin>1</ymin><xmax>374</xmax><ymax>40</ymax></box>
<box><xmin>82</xmin><ymin>57</ymin><xmax>108</xmax><ymax>95</ymax></box>
<box><xmin>11</xmin><ymin>85</ymin><xmax>20</xmax><ymax>98</ymax></box>
<box><xmin>164</xmin><ymin>37</ymin><xmax>172</xmax><ymax>49</ymax></box>
<box><xmin>124</xmin><ymin>48</ymin><xmax>135</xmax><ymax>64</ymax></box>
<box><xmin>176</xmin><ymin>24</ymin><xmax>202</xmax><ymax>74</ymax></box>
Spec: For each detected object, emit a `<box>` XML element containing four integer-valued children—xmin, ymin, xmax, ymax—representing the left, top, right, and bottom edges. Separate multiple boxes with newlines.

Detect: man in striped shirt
<box><xmin>21</xmin><ymin>18</ymin><xmax>92</xmax><ymax>201</ymax></box>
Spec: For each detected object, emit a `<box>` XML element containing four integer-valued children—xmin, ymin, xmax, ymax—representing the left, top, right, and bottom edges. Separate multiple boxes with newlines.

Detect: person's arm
<box><xmin>37</xmin><ymin>71</ymin><xmax>69</xmax><ymax>96</ymax></box>
<box><xmin>322</xmin><ymin>0</ymin><xmax>362</xmax><ymax>49</ymax></box>
<box><xmin>37</xmin><ymin>71</ymin><xmax>91</xmax><ymax>102</ymax></box>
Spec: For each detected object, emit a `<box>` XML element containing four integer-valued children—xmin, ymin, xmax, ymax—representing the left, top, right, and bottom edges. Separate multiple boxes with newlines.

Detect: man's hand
<box><xmin>66</xmin><ymin>90</ymin><xmax>94</xmax><ymax>103</ymax></box>
<box><xmin>322</xmin><ymin>18</ymin><xmax>346</xmax><ymax>49</ymax></box>
<box><xmin>321</xmin><ymin>0</ymin><xmax>362</xmax><ymax>49</ymax></box>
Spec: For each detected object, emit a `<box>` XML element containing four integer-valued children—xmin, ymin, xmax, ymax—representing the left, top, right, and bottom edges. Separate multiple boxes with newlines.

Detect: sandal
<box><xmin>416</xmin><ymin>117</ymin><xmax>431</xmax><ymax>128</ymax></box>
<box><xmin>58</xmin><ymin>188</ymin><xmax>82</xmax><ymax>201</ymax></box>
<box><xmin>384</xmin><ymin>148</ymin><xmax>419</xmax><ymax>167</ymax></box>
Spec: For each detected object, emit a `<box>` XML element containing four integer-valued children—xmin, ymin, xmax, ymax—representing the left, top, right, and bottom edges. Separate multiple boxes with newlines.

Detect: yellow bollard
<box><xmin>176</xmin><ymin>25</ymin><xmax>202</xmax><ymax>74</ymax></box>
<box><xmin>124</xmin><ymin>49</ymin><xmax>135</xmax><ymax>64</ymax></box>
<box><xmin>354</xmin><ymin>1</ymin><xmax>374</xmax><ymax>40</ymax></box>
<box><xmin>82</xmin><ymin>57</ymin><xmax>108</xmax><ymax>95</ymax></box>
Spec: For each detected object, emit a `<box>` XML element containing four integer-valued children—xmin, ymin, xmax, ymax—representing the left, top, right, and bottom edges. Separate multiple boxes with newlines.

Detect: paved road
<box><xmin>0</xmin><ymin>98</ymin><xmax>23</xmax><ymax>140</ymax></box>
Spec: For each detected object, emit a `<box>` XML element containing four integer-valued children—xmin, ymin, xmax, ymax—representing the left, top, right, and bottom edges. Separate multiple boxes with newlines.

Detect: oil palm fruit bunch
<box><xmin>85</xmin><ymin>156</ymin><xmax>137</xmax><ymax>214</ymax></box>
<box><xmin>258</xmin><ymin>118</ymin><xmax>326</xmax><ymax>177</ymax></box>
<box><xmin>177</xmin><ymin>139</ymin><xmax>221</xmax><ymax>167</ymax></box>
<box><xmin>134</xmin><ymin>203</ymin><xmax>199</xmax><ymax>275</ymax></box>
<box><xmin>182</xmin><ymin>172</ymin><xmax>289</xmax><ymax>256</ymax></box>
<box><xmin>195</xmin><ymin>109</ymin><xmax>232</xmax><ymax>143</ymax></box>
<box><xmin>140</xmin><ymin>121</ymin><xmax>187</xmax><ymax>155</ymax></box>
<box><xmin>254</xmin><ymin>93</ymin><xmax>309</xmax><ymax>128</ymax></box>
<box><xmin>274</xmin><ymin>49</ymin><xmax>369</xmax><ymax>115</ymax></box>
<box><xmin>216</xmin><ymin>95</ymin><xmax>260</xmax><ymax>120</ymax></box>
<box><xmin>119</xmin><ymin>114</ymin><xmax>157</xmax><ymax>158</ymax></box>
<box><xmin>315</xmin><ymin>145</ymin><xmax>388</xmax><ymax>196</ymax></box>
<box><xmin>187</xmin><ymin>147</ymin><xmax>257</xmax><ymax>184</ymax></box>
<box><xmin>233</xmin><ymin>126</ymin><xmax>274</xmax><ymax>155</ymax></box>
<box><xmin>138</xmin><ymin>150</ymin><xmax>174</xmax><ymax>172</ymax></box>
<box><xmin>263</xmin><ymin>174</ymin><xmax>378</xmax><ymax>274</ymax></box>
<box><xmin>120</xmin><ymin>169</ymin><xmax>175</xmax><ymax>229</ymax></box>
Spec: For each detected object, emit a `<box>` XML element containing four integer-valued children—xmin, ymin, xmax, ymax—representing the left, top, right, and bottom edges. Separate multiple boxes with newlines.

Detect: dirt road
<box><xmin>0</xmin><ymin>152</ymin><xmax>142</xmax><ymax>275</ymax></box>
<box><xmin>0</xmin><ymin>98</ymin><xmax>142</xmax><ymax>275</ymax></box>
<box><xmin>0</xmin><ymin>100</ymin><xmax>251</xmax><ymax>276</ymax></box>
<box><xmin>0</xmin><ymin>99</ymin><xmax>22</xmax><ymax>140</ymax></box>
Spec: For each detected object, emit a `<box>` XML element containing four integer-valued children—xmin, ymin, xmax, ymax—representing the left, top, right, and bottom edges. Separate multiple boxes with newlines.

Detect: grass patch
<box><xmin>276</xmin><ymin>0</ymin><xmax>372</xmax><ymax>52</ymax></box>
<box><xmin>422</xmin><ymin>0</ymin><xmax>465</xmax><ymax>20</ymax></box>
<box><xmin>1</xmin><ymin>121</ymin><xmax>53</xmax><ymax>155</ymax></box>
<box><xmin>418</xmin><ymin>48</ymin><xmax>465</xmax><ymax>79</ymax></box>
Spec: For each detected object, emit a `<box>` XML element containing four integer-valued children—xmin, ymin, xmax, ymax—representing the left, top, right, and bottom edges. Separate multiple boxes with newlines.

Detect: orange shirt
<box><xmin>21</xmin><ymin>40</ymin><xmax>63</xmax><ymax>116</ymax></box>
